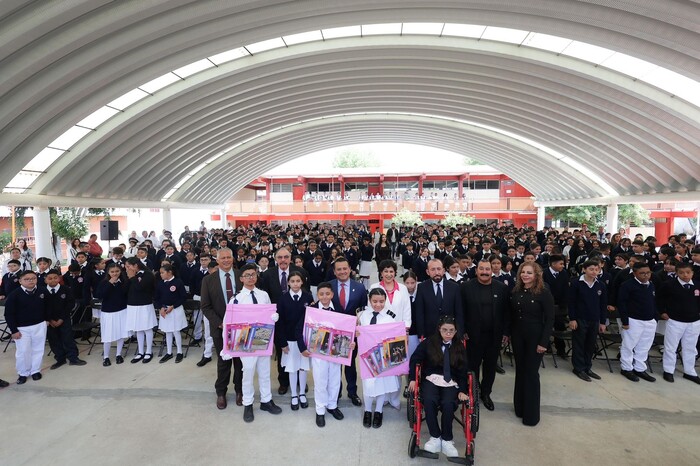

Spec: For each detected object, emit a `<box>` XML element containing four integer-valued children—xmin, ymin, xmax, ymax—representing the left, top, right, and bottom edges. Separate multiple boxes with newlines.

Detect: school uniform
<box><xmin>4</xmin><ymin>286</ymin><xmax>47</xmax><ymax>378</ymax></box>
<box><xmin>126</xmin><ymin>270</ymin><xmax>157</xmax><ymax>331</ymax></box>
<box><xmin>276</xmin><ymin>290</ymin><xmax>313</xmax><ymax>372</ymax></box>
<box><xmin>233</xmin><ymin>287</ymin><xmax>274</xmax><ymax>406</ymax></box>
<box><xmin>44</xmin><ymin>284</ymin><xmax>81</xmax><ymax>364</ymax></box>
<box><xmin>412</xmin><ymin>256</ymin><xmax>430</xmax><ymax>282</ymax></box>
<box><xmin>94</xmin><ymin>279</ymin><xmax>129</xmax><ymax>343</ymax></box>
<box><xmin>179</xmin><ymin>261</ymin><xmax>198</xmax><ymax>294</ymax></box>
<box><xmin>543</xmin><ymin>267</ymin><xmax>570</xmax><ymax>356</ymax></box>
<box><xmin>84</xmin><ymin>269</ymin><xmax>107</xmax><ymax>319</ymax></box>
<box><xmin>368</xmin><ymin>282</ymin><xmax>412</xmax><ymax>331</ymax></box>
<box><xmin>657</xmin><ymin>278</ymin><xmax>700</xmax><ymax>377</ymax></box>
<box><xmin>191</xmin><ymin>267</ymin><xmax>211</xmax><ymax>352</ymax></box>
<box><xmin>617</xmin><ymin>278</ymin><xmax>658</xmax><ymax>373</ymax></box>
<box><xmin>401</xmin><ymin>250</ymin><xmax>415</xmax><ymax>271</ymax></box>
<box><xmin>407</xmin><ymin>290</ymin><xmax>419</xmax><ymax>358</ymax></box>
<box><xmin>568</xmin><ymin>276</ymin><xmax>607</xmax><ymax>374</ymax></box>
<box><xmin>35</xmin><ymin>270</ymin><xmax>49</xmax><ymax>288</ymax></box>
<box><xmin>308</xmin><ymin>301</ymin><xmax>345</xmax><ymax>416</ymax></box>
<box><xmin>154</xmin><ymin>277</ymin><xmax>188</xmax><ymax>333</ymax></box>
<box><xmin>358</xmin><ymin>243</ymin><xmax>374</xmax><ymax>278</ymax></box>
<box><xmin>358</xmin><ymin>308</ymin><xmax>400</xmax><ymax>410</ymax></box>
<box><xmin>1</xmin><ymin>271</ymin><xmax>21</xmax><ymax>297</ymax></box>
<box><xmin>304</xmin><ymin>259</ymin><xmax>327</xmax><ymax>300</ymax></box>
<box><xmin>342</xmin><ymin>248</ymin><xmax>359</xmax><ymax>271</ymax></box>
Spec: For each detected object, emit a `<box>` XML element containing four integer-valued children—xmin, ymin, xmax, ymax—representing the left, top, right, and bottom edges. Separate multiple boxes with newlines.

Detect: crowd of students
<box><xmin>1</xmin><ymin>221</ymin><xmax>699</xmax><ymax>448</ymax></box>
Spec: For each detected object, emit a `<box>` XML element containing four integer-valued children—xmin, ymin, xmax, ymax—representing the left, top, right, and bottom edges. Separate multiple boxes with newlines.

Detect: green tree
<box><xmin>332</xmin><ymin>148</ymin><xmax>380</xmax><ymax>168</ymax></box>
<box><xmin>548</xmin><ymin>204</ymin><xmax>650</xmax><ymax>228</ymax></box>
<box><xmin>462</xmin><ymin>156</ymin><xmax>482</xmax><ymax>166</ymax></box>
<box><xmin>392</xmin><ymin>209</ymin><xmax>423</xmax><ymax>226</ymax></box>
<box><xmin>617</xmin><ymin>204</ymin><xmax>650</xmax><ymax>227</ymax></box>
<box><xmin>50</xmin><ymin>208</ymin><xmax>88</xmax><ymax>240</ymax></box>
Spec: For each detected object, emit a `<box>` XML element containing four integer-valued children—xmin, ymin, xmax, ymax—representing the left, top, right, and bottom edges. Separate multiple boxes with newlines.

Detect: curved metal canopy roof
<box><xmin>0</xmin><ymin>1</ymin><xmax>698</xmax><ymax>207</ymax></box>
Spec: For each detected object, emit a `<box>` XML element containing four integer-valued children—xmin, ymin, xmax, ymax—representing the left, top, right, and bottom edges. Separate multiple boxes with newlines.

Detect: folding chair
<box><xmin>596</xmin><ymin>309</ymin><xmax>623</xmax><ymax>373</ymax></box>
<box><xmin>71</xmin><ymin>303</ymin><xmax>100</xmax><ymax>355</ymax></box>
<box><xmin>182</xmin><ymin>299</ymin><xmax>201</xmax><ymax>357</ymax></box>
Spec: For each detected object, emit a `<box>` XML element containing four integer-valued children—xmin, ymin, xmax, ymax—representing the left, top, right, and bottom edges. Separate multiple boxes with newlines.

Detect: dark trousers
<box><xmin>571</xmin><ymin>319</ymin><xmax>598</xmax><ymax>373</ymax></box>
<box><xmin>467</xmin><ymin>331</ymin><xmax>500</xmax><ymax>397</ymax></box>
<box><xmin>422</xmin><ymin>379</ymin><xmax>458</xmax><ymax>441</ymax></box>
<box><xmin>552</xmin><ymin>306</ymin><xmax>568</xmax><ymax>354</ymax></box>
<box><xmin>47</xmin><ymin>321</ymin><xmax>79</xmax><ymax>363</ymax></box>
<box><xmin>341</xmin><ymin>340</ymin><xmax>359</xmax><ymax>396</ymax></box>
<box><xmin>512</xmin><ymin>322</ymin><xmax>544</xmax><ymax>426</ymax></box>
<box><xmin>275</xmin><ymin>343</ymin><xmax>290</xmax><ymax>388</ymax></box>
<box><xmin>212</xmin><ymin>327</ymin><xmax>242</xmax><ymax>396</ymax></box>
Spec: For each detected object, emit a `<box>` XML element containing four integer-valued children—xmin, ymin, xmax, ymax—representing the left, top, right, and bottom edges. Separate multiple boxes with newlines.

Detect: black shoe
<box><xmin>175</xmin><ymin>353</ymin><xmax>183</xmax><ymax>363</ymax></box>
<box><xmin>372</xmin><ymin>412</ymin><xmax>383</xmax><ymax>428</ymax></box>
<box><xmin>403</xmin><ymin>386</ymin><xmax>409</xmax><ymax>398</ymax></box>
<box><xmin>142</xmin><ymin>353</ymin><xmax>153</xmax><ymax>364</ymax></box>
<box><xmin>586</xmin><ymin>370</ymin><xmax>601</xmax><ymax>380</ymax></box>
<box><xmin>574</xmin><ymin>370</ymin><xmax>591</xmax><ymax>382</ymax></box>
<box><xmin>495</xmin><ymin>365</ymin><xmax>506</xmax><ymax>374</ymax></box>
<box><xmin>481</xmin><ymin>394</ymin><xmax>495</xmax><ymax>411</ymax></box>
<box><xmin>131</xmin><ymin>353</ymin><xmax>144</xmax><ymax>364</ymax></box>
<box><xmin>634</xmin><ymin>370</ymin><xmax>656</xmax><ymax>382</ymax></box>
<box><xmin>349</xmin><ymin>394</ymin><xmax>362</xmax><ymax>406</ymax></box>
<box><xmin>17</xmin><ymin>376</ymin><xmax>27</xmax><ymax>385</ymax></box>
<box><xmin>196</xmin><ymin>356</ymin><xmax>212</xmax><ymax>367</ymax></box>
<box><xmin>31</xmin><ymin>372</ymin><xmax>42</xmax><ymax>381</ymax></box>
<box><xmin>243</xmin><ymin>405</ymin><xmax>254</xmax><ymax>423</ymax></box>
<box><xmin>621</xmin><ymin>370</ymin><xmax>639</xmax><ymax>382</ymax></box>
<box><xmin>103</xmin><ymin>358</ymin><xmax>111</xmax><ymax>367</ymax></box>
<box><xmin>260</xmin><ymin>400</ymin><xmax>282</xmax><ymax>414</ymax></box>
<box><xmin>291</xmin><ymin>396</ymin><xmax>299</xmax><ymax>411</ymax></box>
<box><xmin>316</xmin><ymin>414</ymin><xmax>326</xmax><ymax>427</ymax></box>
<box><xmin>278</xmin><ymin>385</ymin><xmax>289</xmax><ymax>395</ymax></box>
<box><xmin>327</xmin><ymin>408</ymin><xmax>344</xmax><ymax>420</ymax></box>
<box><xmin>0</xmin><ymin>379</ymin><xmax>9</xmax><ymax>388</ymax></box>
<box><xmin>69</xmin><ymin>359</ymin><xmax>87</xmax><ymax>366</ymax></box>
<box><xmin>50</xmin><ymin>361</ymin><xmax>66</xmax><ymax>370</ymax></box>
<box><xmin>116</xmin><ymin>355</ymin><xmax>124</xmax><ymax>364</ymax></box>
<box><xmin>190</xmin><ymin>338</ymin><xmax>202</xmax><ymax>344</ymax></box>
<box><xmin>159</xmin><ymin>353</ymin><xmax>173</xmax><ymax>364</ymax></box>
<box><xmin>299</xmin><ymin>394</ymin><xmax>309</xmax><ymax>409</ymax></box>
<box><xmin>663</xmin><ymin>372</ymin><xmax>675</xmax><ymax>383</ymax></box>
<box><xmin>683</xmin><ymin>373</ymin><xmax>700</xmax><ymax>384</ymax></box>
<box><xmin>363</xmin><ymin>411</ymin><xmax>372</xmax><ymax>428</ymax></box>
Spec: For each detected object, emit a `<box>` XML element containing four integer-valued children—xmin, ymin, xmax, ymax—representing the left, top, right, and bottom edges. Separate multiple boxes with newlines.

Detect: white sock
<box><xmin>136</xmin><ymin>331</ymin><xmax>145</xmax><ymax>354</ymax></box>
<box><xmin>174</xmin><ymin>331</ymin><xmax>182</xmax><ymax>353</ymax></box>
<box><xmin>103</xmin><ymin>342</ymin><xmax>111</xmax><ymax>359</ymax></box>
<box><xmin>299</xmin><ymin>370</ymin><xmax>307</xmax><ymax>397</ymax></box>
<box><xmin>375</xmin><ymin>394</ymin><xmax>385</xmax><ymax>413</ymax></box>
<box><xmin>166</xmin><ymin>332</ymin><xmax>173</xmax><ymax>355</ymax></box>
<box><xmin>116</xmin><ymin>339</ymin><xmax>124</xmax><ymax>356</ymax></box>
<box><xmin>289</xmin><ymin>371</ymin><xmax>299</xmax><ymax>397</ymax></box>
<box><xmin>145</xmin><ymin>329</ymin><xmax>154</xmax><ymax>354</ymax></box>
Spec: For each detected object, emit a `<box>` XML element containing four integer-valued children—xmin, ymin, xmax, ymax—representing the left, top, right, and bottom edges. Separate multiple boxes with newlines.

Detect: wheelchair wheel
<box><xmin>407</xmin><ymin>391</ymin><xmax>416</xmax><ymax>426</ymax></box>
<box><xmin>408</xmin><ymin>431</ymin><xmax>418</xmax><ymax>458</ymax></box>
<box><xmin>469</xmin><ymin>372</ymin><xmax>480</xmax><ymax>434</ymax></box>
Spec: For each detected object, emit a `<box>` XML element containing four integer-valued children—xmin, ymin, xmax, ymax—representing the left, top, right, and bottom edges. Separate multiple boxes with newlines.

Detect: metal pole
<box><xmin>11</xmin><ymin>206</ymin><xmax>16</xmax><ymax>245</ymax></box>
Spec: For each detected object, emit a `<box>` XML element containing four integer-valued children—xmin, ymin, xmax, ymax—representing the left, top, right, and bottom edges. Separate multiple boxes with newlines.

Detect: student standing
<box><xmin>95</xmin><ymin>264</ymin><xmax>129</xmax><ymax>366</ymax></box>
<box><xmin>125</xmin><ymin>257</ymin><xmax>158</xmax><ymax>364</ymax></box>
<box><xmin>5</xmin><ymin>271</ymin><xmax>47</xmax><ymax>384</ymax></box>
<box><xmin>510</xmin><ymin>263</ymin><xmax>555</xmax><ymax>426</ymax></box>
<box><xmin>567</xmin><ymin>260</ymin><xmax>607</xmax><ymax>382</ymax></box>
<box><xmin>155</xmin><ymin>264</ymin><xmax>188</xmax><ymax>363</ymax></box>
<box><xmin>43</xmin><ymin>270</ymin><xmax>87</xmax><ymax>369</ymax></box>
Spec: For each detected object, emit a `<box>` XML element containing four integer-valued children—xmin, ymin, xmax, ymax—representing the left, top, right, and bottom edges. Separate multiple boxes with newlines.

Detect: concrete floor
<box><xmin>1</xmin><ymin>337</ymin><xmax>699</xmax><ymax>466</ymax></box>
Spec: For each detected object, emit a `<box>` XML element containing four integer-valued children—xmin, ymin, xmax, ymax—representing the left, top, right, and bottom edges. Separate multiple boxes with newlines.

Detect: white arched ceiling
<box><xmin>0</xmin><ymin>1</ymin><xmax>698</xmax><ymax>207</ymax></box>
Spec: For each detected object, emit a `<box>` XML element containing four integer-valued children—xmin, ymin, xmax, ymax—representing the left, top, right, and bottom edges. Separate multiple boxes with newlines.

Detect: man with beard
<box><xmin>460</xmin><ymin>260</ymin><xmax>510</xmax><ymax>411</ymax></box>
<box><xmin>415</xmin><ymin>259</ymin><xmax>464</xmax><ymax>339</ymax></box>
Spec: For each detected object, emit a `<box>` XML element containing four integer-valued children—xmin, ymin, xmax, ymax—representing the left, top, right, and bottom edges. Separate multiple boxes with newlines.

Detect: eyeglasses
<box><xmin>439</xmin><ymin>328</ymin><xmax>456</xmax><ymax>334</ymax></box>
<box><xmin>241</xmin><ymin>273</ymin><xmax>257</xmax><ymax>279</ymax></box>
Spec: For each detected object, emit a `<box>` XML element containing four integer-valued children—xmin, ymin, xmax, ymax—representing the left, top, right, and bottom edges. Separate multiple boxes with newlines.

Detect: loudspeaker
<box><xmin>100</xmin><ymin>220</ymin><xmax>119</xmax><ymax>241</ymax></box>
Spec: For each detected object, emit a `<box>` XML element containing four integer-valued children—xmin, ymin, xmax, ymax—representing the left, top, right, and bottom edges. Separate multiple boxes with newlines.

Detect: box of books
<box><xmin>222</xmin><ymin>303</ymin><xmax>277</xmax><ymax>357</ymax></box>
<box><xmin>357</xmin><ymin>321</ymin><xmax>409</xmax><ymax>379</ymax></box>
<box><xmin>303</xmin><ymin>306</ymin><xmax>357</xmax><ymax>366</ymax></box>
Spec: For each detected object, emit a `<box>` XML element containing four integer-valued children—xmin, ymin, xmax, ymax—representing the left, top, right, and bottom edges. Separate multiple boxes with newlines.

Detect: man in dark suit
<box><xmin>201</xmin><ymin>247</ymin><xmax>242</xmax><ymax>409</ymax></box>
<box><xmin>415</xmin><ymin>258</ymin><xmax>464</xmax><ymax>339</ymax></box>
<box><xmin>386</xmin><ymin>223</ymin><xmax>400</xmax><ymax>258</ymax></box>
<box><xmin>259</xmin><ymin>246</ymin><xmax>305</xmax><ymax>394</ymax></box>
<box><xmin>542</xmin><ymin>255</ymin><xmax>570</xmax><ymax>359</ymax></box>
<box><xmin>461</xmin><ymin>259</ymin><xmax>510</xmax><ymax>411</ymax></box>
<box><xmin>329</xmin><ymin>257</ymin><xmax>367</xmax><ymax>406</ymax></box>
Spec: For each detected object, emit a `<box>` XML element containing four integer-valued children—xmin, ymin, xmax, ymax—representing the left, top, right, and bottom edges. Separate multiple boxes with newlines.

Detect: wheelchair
<box><xmin>407</xmin><ymin>363</ymin><xmax>479</xmax><ymax>465</ymax></box>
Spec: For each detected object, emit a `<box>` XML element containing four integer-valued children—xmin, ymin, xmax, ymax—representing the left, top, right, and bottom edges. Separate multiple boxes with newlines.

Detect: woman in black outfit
<box><xmin>510</xmin><ymin>262</ymin><xmax>554</xmax><ymax>426</ymax></box>
<box><xmin>374</xmin><ymin>234</ymin><xmax>392</xmax><ymax>267</ymax></box>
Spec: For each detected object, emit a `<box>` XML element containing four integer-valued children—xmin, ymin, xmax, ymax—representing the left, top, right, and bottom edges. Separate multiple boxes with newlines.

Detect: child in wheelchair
<box><xmin>408</xmin><ymin>315</ymin><xmax>469</xmax><ymax>458</ymax></box>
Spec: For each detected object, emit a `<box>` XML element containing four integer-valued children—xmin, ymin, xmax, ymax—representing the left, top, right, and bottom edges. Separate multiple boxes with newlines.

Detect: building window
<box><xmin>462</xmin><ymin>180</ymin><xmax>500</xmax><ymax>190</ymax></box>
<box><xmin>307</xmin><ymin>182</ymin><xmax>340</xmax><ymax>192</ymax></box>
<box><xmin>271</xmin><ymin>183</ymin><xmax>292</xmax><ymax>193</ymax></box>
<box><xmin>344</xmin><ymin>182</ymin><xmax>368</xmax><ymax>191</ymax></box>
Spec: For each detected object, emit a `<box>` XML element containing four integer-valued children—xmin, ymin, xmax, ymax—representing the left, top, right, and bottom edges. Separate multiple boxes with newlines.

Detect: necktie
<box><xmin>370</xmin><ymin>311</ymin><xmax>379</xmax><ymax>325</ymax></box>
<box><xmin>51</xmin><ymin>289</ymin><xmax>56</xmax><ymax>294</ymax></box>
<box><xmin>225</xmin><ymin>272</ymin><xmax>234</xmax><ymax>301</ymax></box>
<box><xmin>340</xmin><ymin>283</ymin><xmax>347</xmax><ymax>309</ymax></box>
<box><xmin>280</xmin><ymin>271</ymin><xmax>287</xmax><ymax>293</ymax></box>
<box><xmin>436</xmin><ymin>283</ymin><xmax>443</xmax><ymax>308</ymax></box>
<box><xmin>26</xmin><ymin>289</ymin><xmax>34</xmax><ymax>295</ymax></box>
<box><xmin>443</xmin><ymin>343</ymin><xmax>452</xmax><ymax>383</ymax></box>
<box><xmin>323</xmin><ymin>307</ymin><xmax>331</xmax><ymax>311</ymax></box>
<box><xmin>553</xmin><ymin>272</ymin><xmax>558</xmax><ymax>278</ymax></box>
<box><xmin>684</xmin><ymin>283</ymin><xmax>692</xmax><ymax>290</ymax></box>
<box><xmin>294</xmin><ymin>295</ymin><xmax>299</xmax><ymax>302</ymax></box>
<box><xmin>410</xmin><ymin>295</ymin><xmax>414</xmax><ymax>303</ymax></box>
<box><xmin>250</xmin><ymin>290</ymin><xmax>258</xmax><ymax>304</ymax></box>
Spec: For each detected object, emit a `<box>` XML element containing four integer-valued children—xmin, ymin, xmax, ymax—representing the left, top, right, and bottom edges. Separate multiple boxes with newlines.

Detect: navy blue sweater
<box><xmin>5</xmin><ymin>287</ymin><xmax>47</xmax><ymax>333</ymax></box>
<box><xmin>617</xmin><ymin>279</ymin><xmax>657</xmax><ymax>325</ymax></box>
<box><xmin>94</xmin><ymin>279</ymin><xmax>128</xmax><ymax>313</ymax></box>
<box><xmin>568</xmin><ymin>277</ymin><xmax>607</xmax><ymax>324</ymax></box>
<box><xmin>127</xmin><ymin>270</ymin><xmax>155</xmax><ymax>306</ymax></box>
<box><xmin>275</xmin><ymin>290</ymin><xmax>313</xmax><ymax>349</ymax></box>
<box><xmin>657</xmin><ymin>279</ymin><xmax>700</xmax><ymax>323</ymax></box>
<box><xmin>43</xmin><ymin>285</ymin><xmax>75</xmax><ymax>321</ymax></box>
<box><xmin>154</xmin><ymin>278</ymin><xmax>187</xmax><ymax>309</ymax></box>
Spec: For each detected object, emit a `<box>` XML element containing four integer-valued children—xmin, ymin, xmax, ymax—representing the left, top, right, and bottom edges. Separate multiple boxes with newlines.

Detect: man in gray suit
<box><xmin>201</xmin><ymin>247</ymin><xmax>242</xmax><ymax>409</ymax></box>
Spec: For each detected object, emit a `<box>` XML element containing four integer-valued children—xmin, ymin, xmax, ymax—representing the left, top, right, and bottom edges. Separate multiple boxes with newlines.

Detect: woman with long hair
<box><xmin>69</xmin><ymin>238</ymin><xmax>81</xmax><ymax>262</ymax></box>
<box><xmin>510</xmin><ymin>262</ymin><xmax>554</xmax><ymax>426</ymax></box>
<box><xmin>374</xmin><ymin>234</ymin><xmax>392</xmax><ymax>267</ymax></box>
<box><xmin>16</xmin><ymin>238</ymin><xmax>34</xmax><ymax>271</ymax></box>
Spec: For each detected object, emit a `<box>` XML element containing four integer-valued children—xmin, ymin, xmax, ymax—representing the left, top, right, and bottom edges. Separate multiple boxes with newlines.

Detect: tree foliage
<box><xmin>332</xmin><ymin>148</ymin><xmax>380</xmax><ymax>168</ymax></box>
<box><xmin>392</xmin><ymin>209</ymin><xmax>423</xmax><ymax>226</ymax></box>
<box><xmin>548</xmin><ymin>204</ymin><xmax>650</xmax><ymax>228</ymax></box>
<box><xmin>462</xmin><ymin>156</ymin><xmax>482</xmax><ymax>166</ymax></box>
<box><xmin>442</xmin><ymin>211</ymin><xmax>475</xmax><ymax>229</ymax></box>
<box><xmin>50</xmin><ymin>208</ymin><xmax>88</xmax><ymax>240</ymax></box>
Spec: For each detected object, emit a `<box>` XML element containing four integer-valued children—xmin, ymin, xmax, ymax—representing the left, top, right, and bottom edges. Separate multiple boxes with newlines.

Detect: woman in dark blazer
<box><xmin>510</xmin><ymin>262</ymin><xmax>554</xmax><ymax>426</ymax></box>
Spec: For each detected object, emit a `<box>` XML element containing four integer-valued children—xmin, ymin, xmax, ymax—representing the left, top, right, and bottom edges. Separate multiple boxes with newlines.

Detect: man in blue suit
<box><xmin>329</xmin><ymin>257</ymin><xmax>367</xmax><ymax>406</ymax></box>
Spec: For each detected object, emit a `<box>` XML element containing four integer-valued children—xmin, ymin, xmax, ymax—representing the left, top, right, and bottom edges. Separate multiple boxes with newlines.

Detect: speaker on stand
<box><xmin>100</xmin><ymin>220</ymin><xmax>119</xmax><ymax>255</ymax></box>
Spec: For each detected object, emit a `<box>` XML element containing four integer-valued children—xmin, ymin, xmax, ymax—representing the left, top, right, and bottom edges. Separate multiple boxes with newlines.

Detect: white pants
<box><xmin>620</xmin><ymin>318</ymin><xmax>657</xmax><ymax>372</ymax></box>
<box><xmin>202</xmin><ymin>315</ymin><xmax>214</xmax><ymax>358</ymax></box>
<box><xmin>15</xmin><ymin>322</ymin><xmax>47</xmax><ymax>376</ymax></box>
<box><xmin>312</xmin><ymin>358</ymin><xmax>342</xmax><ymax>415</ymax></box>
<box><xmin>242</xmin><ymin>356</ymin><xmax>272</xmax><ymax>406</ymax></box>
<box><xmin>663</xmin><ymin>319</ymin><xmax>700</xmax><ymax>376</ymax></box>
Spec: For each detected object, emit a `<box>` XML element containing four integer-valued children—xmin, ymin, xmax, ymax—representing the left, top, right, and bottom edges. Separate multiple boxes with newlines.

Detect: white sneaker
<box><xmin>424</xmin><ymin>436</ymin><xmax>441</xmax><ymax>453</ymax></box>
<box><xmin>441</xmin><ymin>439</ymin><xmax>459</xmax><ymax>457</ymax></box>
